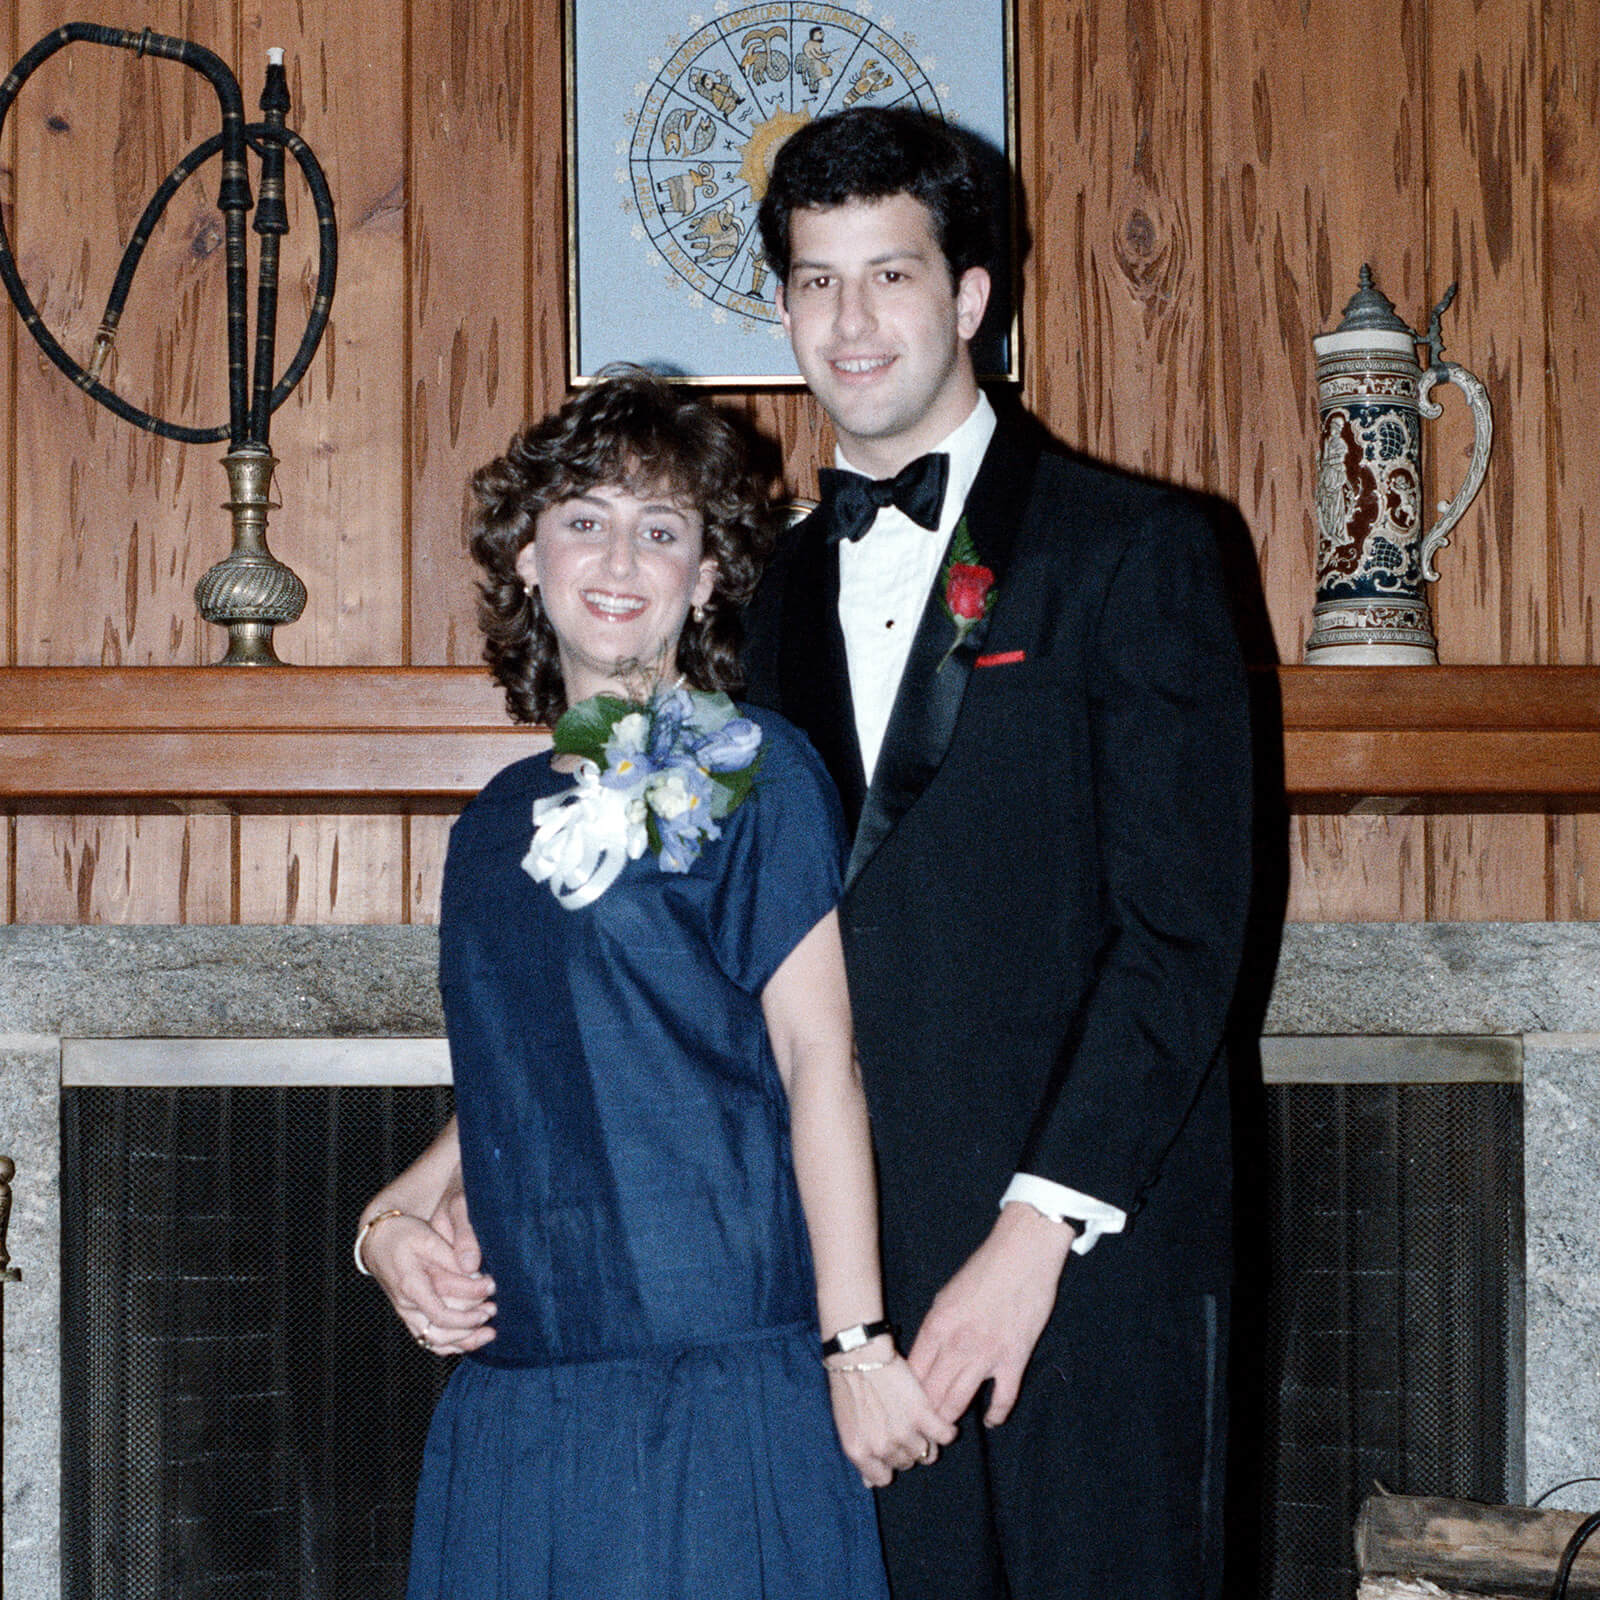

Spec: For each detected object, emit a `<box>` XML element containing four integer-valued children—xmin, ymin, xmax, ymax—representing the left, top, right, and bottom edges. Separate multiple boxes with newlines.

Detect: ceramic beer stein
<box><xmin>1305</xmin><ymin>267</ymin><xmax>1493</xmax><ymax>663</ymax></box>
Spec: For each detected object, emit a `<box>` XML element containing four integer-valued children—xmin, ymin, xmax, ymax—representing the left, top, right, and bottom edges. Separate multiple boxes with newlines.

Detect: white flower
<box><xmin>523</xmin><ymin>760</ymin><xmax>648</xmax><ymax>909</ymax></box>
<box><xmin>648</xmin><ymin>771</ymin><xmax>696</xmax><ymax>820</ymax></box>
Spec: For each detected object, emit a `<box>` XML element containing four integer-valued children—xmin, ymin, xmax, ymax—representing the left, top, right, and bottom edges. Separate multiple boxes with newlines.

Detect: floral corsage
<box><xmin>522</xmin><ymin>684</ymin><xmax>763</xmax><ymax>909</ymax></box>
<box><xmin>938</xmin><ymin>516</ymin><xmax>996</xmax><ymax>669</ymax></box>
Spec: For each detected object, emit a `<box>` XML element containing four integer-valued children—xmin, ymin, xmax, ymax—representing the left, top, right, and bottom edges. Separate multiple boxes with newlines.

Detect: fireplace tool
<box><xmin>0</xmin><ymin>24</ymin><xmax>339</xmax><ymax>664</ymax></box>
<box><xmin>0</xmin><ymin>1154</ymin><xmax>17</xmax><ymax>1598</ymax></box>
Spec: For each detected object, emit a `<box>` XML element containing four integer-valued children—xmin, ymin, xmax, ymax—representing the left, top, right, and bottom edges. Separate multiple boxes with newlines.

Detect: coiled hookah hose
<box><xmin>0</xmin><ymin>24</ymin><xmax>339</xmax><ymax>662</ymax></box>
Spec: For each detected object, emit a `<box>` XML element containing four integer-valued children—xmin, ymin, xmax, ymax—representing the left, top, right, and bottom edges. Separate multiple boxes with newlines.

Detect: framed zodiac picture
<box><xmin>564</xmin><ymin>0</ymin><xmax>1015</xmax><ymax>383</ymax></box>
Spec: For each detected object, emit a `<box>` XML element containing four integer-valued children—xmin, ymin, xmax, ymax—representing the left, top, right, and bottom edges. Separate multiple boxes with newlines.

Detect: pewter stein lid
<box><xmin>1333</xmin><ymin>265</ymin><xmax>1414</xmax><ymax>337</ymax></box>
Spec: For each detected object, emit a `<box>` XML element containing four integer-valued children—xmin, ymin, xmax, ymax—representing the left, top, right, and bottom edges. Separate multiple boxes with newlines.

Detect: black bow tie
<box><xmin>819</xmin><ymin>453</ymin><xmax>950</xmax><ymax>545</ymax></box>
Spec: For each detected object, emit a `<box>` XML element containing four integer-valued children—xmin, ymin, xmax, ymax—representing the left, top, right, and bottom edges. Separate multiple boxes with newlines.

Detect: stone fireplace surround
<box><xmin>3</xmin><ymin>921</ymin><xmax>1598</xmax><ymax>1598</ymax></box>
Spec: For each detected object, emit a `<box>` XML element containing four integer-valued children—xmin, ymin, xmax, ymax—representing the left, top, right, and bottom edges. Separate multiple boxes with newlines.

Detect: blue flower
<box><xmin>655</xmin><ymin>809</ymin><xmax>712</xmax><ymax>873</ymax></box>
<box><xmin>647</xmin><ymin>687</ymin><xmax>694</xmax><ymax>762</ymax></box>
<box><xmin>647</xmin><ymin>764</ymin><xmax>719</xmax><ymax>873</ymax></box>
<box><xmin>693</xmin><ymin>716</ymin><xmax>762</xmax><ymax>773</ymax></box>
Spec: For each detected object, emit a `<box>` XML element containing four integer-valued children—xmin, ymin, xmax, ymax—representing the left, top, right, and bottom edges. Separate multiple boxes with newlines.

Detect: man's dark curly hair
<box><xmin>758</xmin><ymin>107</ymin><xmax>997</xmax><ymax>283</ymax></box>
<box><xmin>470</xmin><ymin>367</ymin><xmax>776</xmax><ymax>725</ymax></box>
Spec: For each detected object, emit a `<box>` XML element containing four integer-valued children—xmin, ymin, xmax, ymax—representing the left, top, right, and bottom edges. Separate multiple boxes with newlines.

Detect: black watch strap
<box><xmin>820</xmin><ymin>1318</ymin><xmax>895</xmax><ymax>1358</ymax></box>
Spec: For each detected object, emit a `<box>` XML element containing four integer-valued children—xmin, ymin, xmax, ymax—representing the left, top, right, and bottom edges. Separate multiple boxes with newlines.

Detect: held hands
<box><xmin>826</xmin><ymin>1335</ymin><xmax>957</xmax><ymax>1488</ymax></box>
<box><xmin>907</xmin><ymin>1201</ymin><xmax>1075</xmax><ymax>1427</ymax></box>
<box><xmin>360</xmin><ymin>1184</ymin><xmax>496</xmax><ymax>1356</ymax></box>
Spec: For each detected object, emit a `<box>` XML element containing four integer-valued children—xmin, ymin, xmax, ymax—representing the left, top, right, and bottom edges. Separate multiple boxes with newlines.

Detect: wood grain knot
<box><xmin>1123</xmin><ymin>208</ymin><xmax>1157</xmax><ymax>260</ymax></box>
<box><xmin>189</xmin><ymin>218</ymin><xmax>224</xmax><ymax>261</ymax></box>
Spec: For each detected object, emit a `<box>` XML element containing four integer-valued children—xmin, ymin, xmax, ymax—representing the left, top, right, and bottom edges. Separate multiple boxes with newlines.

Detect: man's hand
<box><xmin>431</xmin><ymin>1180</ymin><xmax>483</xmax><ymax>1277</ymax></box>
<box><xmin>907</xmin><ymin>1201</ymin><xmax>1075</xmax><ymax>1427</ymax></box>
<box><xmin>363</xmin><ymin>1184</ymin><xmax>495</xmax><ymax>1356</ymax></box>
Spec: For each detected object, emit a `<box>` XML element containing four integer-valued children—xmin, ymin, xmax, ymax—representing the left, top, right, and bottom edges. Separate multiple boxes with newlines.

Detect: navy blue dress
<box><xmin>406</xmin><ymin>712</ymin><xmax>888</xmax><ymax>1600</ymax></box>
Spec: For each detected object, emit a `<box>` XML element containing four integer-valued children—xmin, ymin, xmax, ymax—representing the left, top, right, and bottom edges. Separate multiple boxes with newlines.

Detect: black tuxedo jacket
<box><xmin>745</xmin><ymin>419</ymin><xmax>1252</xmax><ymax>1328</ymax></box>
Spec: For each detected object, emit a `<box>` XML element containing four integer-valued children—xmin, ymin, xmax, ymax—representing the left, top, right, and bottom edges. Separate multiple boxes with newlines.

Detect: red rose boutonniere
<box><xmin>938</xmin><ymin>516</ymin><xmax>996</xmax><ymax>669</ymax></box>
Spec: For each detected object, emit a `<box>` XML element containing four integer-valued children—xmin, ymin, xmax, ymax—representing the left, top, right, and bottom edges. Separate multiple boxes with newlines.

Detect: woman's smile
<box><xmin>580</xmin><ymin>588</ymin><xmax>648</xmax><ymax>620</ymax></box>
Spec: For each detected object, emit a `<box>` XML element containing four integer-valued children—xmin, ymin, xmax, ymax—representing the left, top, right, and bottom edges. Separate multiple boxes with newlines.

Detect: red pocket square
<box><xmin>975</xmin><ymin>649</ymin><xmax>1027</xmax><ymax>668</ymax></box>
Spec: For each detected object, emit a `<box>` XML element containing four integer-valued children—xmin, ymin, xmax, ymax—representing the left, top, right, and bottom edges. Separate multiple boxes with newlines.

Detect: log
<box><xmin>1358</xmin><ymin>1495</ymin><xmax>1600</xmax><ymax>1599</ymax></box>
<box><xmin>1359</xmin><ymin>1577</ymin><xmax>1510</xmax><ymax>1600</ymax></box>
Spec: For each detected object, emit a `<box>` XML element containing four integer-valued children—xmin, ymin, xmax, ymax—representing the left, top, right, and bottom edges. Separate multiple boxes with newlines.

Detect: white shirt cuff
<box><xmin>1001</xmin><ymin>1173</ymin><xmax>1127</xmax><ymax>1256</ymax></box>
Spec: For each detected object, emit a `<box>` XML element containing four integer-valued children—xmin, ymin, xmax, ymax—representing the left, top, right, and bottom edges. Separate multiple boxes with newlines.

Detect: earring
<box><xmin>523</xmin><ymin>584</ymin><xmax>534</xmax><ymax>598</ymax></box>
<box><xmin>692</xmin><ymin>603</ymin><xmax>706</xmax><ymax>623</ymax></box>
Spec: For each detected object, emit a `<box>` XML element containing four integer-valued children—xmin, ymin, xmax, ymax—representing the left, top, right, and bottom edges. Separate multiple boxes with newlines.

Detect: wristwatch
<box><xmin>820</xmin><ymin>1318</ymin><xmax>894</xmax><ymax>1358</ymax></box>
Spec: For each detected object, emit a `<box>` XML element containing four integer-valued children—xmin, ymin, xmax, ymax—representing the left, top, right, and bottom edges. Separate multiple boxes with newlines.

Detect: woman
<box><xmin>355</xmin><ymin>369</ymin><xmax>951</xmax><ymax>1599</ymax></box>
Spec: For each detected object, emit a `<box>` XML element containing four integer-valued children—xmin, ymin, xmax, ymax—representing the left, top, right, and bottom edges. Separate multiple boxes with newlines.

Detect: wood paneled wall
<box><xmin>1</xmin><ymin>0</ymin><xmax>1595</xmax><ymax>925</ymax></box>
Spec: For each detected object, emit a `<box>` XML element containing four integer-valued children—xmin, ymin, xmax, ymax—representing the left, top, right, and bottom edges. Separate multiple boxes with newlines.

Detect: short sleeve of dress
<box><xmin>706</xmin><ymin>713</ymin><xmax>848</xmax><ymax>996</ymax></box>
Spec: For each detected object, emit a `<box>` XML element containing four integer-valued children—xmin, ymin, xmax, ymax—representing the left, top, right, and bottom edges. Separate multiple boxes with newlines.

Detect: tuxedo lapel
<box><xmin>776</xmin><ymin>510</ymin><xmax>869</xmax><ymax>830</ymax></box>
<box><xmin>846</xmin><ymin>423</ymin><xmax>1042</xmax><ymax>887</ymax></box>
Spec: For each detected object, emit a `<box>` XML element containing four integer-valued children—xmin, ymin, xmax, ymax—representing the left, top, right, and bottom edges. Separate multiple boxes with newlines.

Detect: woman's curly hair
<box><xmin>470</xmin><ymin>367</ymin><xmax>777</xmax><ymax>725</ymax></box>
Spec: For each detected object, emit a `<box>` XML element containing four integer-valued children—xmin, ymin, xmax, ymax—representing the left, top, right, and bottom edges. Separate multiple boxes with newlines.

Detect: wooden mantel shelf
<box><xmin>0</xmin><ymin>668</ymin><xmax>542</xmax><ymax>810</ymax></box>
<box><xmin>1270</xmin><ymin>665</ymin><xmax>1600</xmax><ymax>808</ymax></box>
<box><xmin>0</xmin><ymin>666</ymin><xmax>1596</xmax><ymax>811</ymax></box>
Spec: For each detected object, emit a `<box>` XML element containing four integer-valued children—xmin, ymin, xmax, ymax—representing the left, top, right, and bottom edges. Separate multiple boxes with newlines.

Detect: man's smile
<box><xmin>830</xmin><ymin>354</ymin><xmax>896</xmax><ymax>376</ymax></box>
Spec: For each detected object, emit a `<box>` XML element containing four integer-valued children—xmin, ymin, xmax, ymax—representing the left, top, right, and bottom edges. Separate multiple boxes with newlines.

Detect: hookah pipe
<box><xmin>0</xmin><ymin>24</ymin><xmax>338</xmax><ymax>664</ymax></box>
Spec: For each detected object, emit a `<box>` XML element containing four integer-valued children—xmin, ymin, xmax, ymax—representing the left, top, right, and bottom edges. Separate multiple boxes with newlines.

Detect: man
<box><xmin>742</xmin><ymin>107</ymin><xmax>1252</xmax><ymax>1600</ymax></box>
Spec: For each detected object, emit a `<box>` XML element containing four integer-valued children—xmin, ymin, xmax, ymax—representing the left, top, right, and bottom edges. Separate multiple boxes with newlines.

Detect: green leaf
<box><xmin>553</xmin><ymin>693</ymin><xmax>635</xmax><ymax>762</ymax></box>
<box><xmin>948</xmin><ymin>515</ymin><xmax>978</xmax><ymax>566</ymax></box>
<box><xmin>707</xmin><ymin>751</ymin><xmax>762</xmax><ymax>819</ymax></box>
<box><xmin>684</xmin><ymin>690</ymin><xmax>737</xmax><ymax>735</ymax></box>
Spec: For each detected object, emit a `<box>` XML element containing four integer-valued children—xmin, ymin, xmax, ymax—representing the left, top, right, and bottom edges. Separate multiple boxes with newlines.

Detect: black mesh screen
<box><xmin>59</xmin><ymin>1078</ymin><xmax>1522</xmax><ymax>1600</ymax></box>
<box><xmin>1259</xmin><ymin>1081</ymin><xmax>1523</xmax><ymax>1600</ymax></box>
<box><xmin>62</xmin><ymin>1086</ymin><xmax>456</xmax><ymax>1600</ymax></box>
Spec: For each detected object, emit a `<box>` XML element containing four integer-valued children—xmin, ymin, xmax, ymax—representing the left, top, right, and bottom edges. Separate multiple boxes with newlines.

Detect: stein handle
<box><xmin>1417</xmin><ymin>362</ymin><xmax>1494</xmax><ymax>583</ymax></box>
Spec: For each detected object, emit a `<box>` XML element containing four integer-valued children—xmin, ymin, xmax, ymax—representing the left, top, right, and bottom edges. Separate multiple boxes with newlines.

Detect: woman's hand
<box><xmin>825</xmin><ymin>1340</ymin><xmax>957</xmax><ymax>1488</ymax></box>
<box><xmin>361</xmin><ymin>1204</ymin><xmax>496</xmax><ymax>1357</ymax></box>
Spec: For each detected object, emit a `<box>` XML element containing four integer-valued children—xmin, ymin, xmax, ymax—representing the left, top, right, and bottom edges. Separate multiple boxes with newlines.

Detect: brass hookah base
<box><xmin>193</xmin><ymin>443</ymin><xmax>308</xmax><ymax>665</ymax></box>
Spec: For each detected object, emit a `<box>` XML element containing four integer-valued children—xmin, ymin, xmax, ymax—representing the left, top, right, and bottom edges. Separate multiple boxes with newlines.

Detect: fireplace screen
<box><xmin>1257</xmin><ymin>1078</ymin><xmax>1524</xmax><ymax>1600</ymax></box>
<box><xmin>60</xmin><ymin>1069</ymin><xmax>1521</xmax><ymax>1600</ymax></box>
<box><xmin>62</xmin><ymin>1086</ymin><xmax>456</xmax><ymax>1600</ymax></box>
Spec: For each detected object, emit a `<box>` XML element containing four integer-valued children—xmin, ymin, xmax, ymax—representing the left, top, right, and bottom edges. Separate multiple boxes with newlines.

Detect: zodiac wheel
<box><xmin>627</xmin><ymin>3</ymin><xmax>944</xmax><ymax>329</ymax></box>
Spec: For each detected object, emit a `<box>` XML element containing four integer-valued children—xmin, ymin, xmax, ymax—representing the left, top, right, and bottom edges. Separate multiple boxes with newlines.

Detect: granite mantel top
<box><xmin>2</xmin><ymin>922</ymin><xmax>1598</xmax><ymax>1039</ymax></box>
<box><xmin>0</xmin><ymin>925</ymin><xmax>443</xmax><ymax>1037</ymax></box>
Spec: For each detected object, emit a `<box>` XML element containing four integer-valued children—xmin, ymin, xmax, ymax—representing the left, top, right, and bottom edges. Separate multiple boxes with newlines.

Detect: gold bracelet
<box><xmin>353</xmin><ymin>1207</ymin><xmax>408</xmax><ymax>1276</ymax></box>
<box><xmin>824</xmin><ymin>1354</ymin><xmax>899</xmax><ymax>1374</ymax></box>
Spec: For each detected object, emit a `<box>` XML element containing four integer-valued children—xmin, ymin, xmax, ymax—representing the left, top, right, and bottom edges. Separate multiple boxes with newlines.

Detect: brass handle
<box><xmin>0</xmin><ymin>1155</ymin><xmax>19</xmax><ymax>1282</ymax></box>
